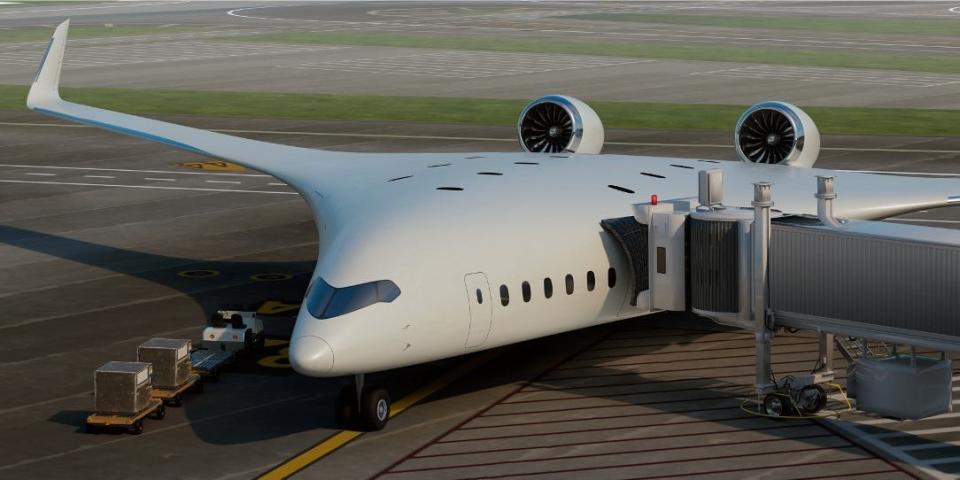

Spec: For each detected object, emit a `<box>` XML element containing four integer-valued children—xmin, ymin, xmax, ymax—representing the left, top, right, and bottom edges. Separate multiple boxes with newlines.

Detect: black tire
<box><xmin>152</xmin><ymin>404</ymin><xmax>166</xmax><ymax>420</ymax></box>
<box><xmin>763</xmin><ymin>393</ymin><xmax>791</xmax><ymax>419</ymax></box>
<box><xmin>192</xmin><ymin>380</ymin><xmax>204</xmax><ymax>393</ymax></box>
<box><xmin>359</xmin><ymin>388</ymin><xmax>391</xmax><ymax>431</ymax></box>
<box><xmin>255</xmin><ymin>335</ymin><xmax>265</xmax><ymax>351</ymax></box>
<box><xmin>797</xmin><ymin>385</ymin><xmax>827</xmax><ymax>414</ymax></box>
<box><xmin>209</xmin><ymin>369</ymin><xmax>220</xmax><ymax>383</ymax></box>
<box><xmin>335</xmin><ymin>386</ymin><xmax>357</xmax><ymax>428</ymax></box>
<box><xmin>130</xmin><ymin>420</ymin><xmax>144</xmax><ymax>435</ymax></box>
<box><xmin>168</xmin><ymin>394</ymin><xmax>183</xmax><ymax>407</ymax></box>
<box><xmin>86</xmin><ymin>423</ymin><xmax>100</xmax><ymax>434</ymax></box>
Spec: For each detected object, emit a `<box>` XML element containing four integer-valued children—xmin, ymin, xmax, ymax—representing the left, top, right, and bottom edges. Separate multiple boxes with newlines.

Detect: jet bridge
<box><xmin>603</xmin><ymin>171</ymin><xmax>960</xmax><ymax>419</ymax></box>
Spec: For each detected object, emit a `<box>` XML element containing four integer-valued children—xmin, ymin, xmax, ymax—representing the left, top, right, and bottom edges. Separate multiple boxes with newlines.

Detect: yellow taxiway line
<box><xmin>258</xmin><ymin>350</ymin><xmax>499</xmax><ymax>480</ymax></box>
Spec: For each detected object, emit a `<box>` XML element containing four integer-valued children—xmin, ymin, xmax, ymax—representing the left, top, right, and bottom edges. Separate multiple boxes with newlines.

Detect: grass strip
<box><xmin>228</xmin><ymin>31</ymin><xmax>960</xmax><ymax>74</ymax></box>
<box><xmin>561</xmin><ymin>13</ymin><xmax>960</xmax><ymax>38</ymax></box>
<box><xmin>1</xmin><ymin>85</ymin><xmax>959</xmax><ymax>136</ymax></box>
<box><xmin>0</xmin><ymin>25</ymin><xmax>215</xmax><ymax>44</ymax></box>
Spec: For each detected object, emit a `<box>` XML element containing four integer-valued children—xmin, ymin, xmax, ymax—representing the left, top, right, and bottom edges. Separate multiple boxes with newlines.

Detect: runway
<box><xmin>0</xmin><ymin>1</ymin><xmax>958</xmax><ymax>107</ymax></box>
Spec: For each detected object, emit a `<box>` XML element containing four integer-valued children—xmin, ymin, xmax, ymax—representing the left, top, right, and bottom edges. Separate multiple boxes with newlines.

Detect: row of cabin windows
<box><xmin>496</xmin><ymin>268</ymin><xmax>616</xmax><ymax>307</ymax></box>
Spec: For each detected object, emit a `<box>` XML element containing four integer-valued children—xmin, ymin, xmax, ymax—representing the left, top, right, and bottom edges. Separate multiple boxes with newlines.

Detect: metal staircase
<box><xmin>835</xmin><ymin>336</ymin><xmax>892</xmax><ymax>363</ymax></box>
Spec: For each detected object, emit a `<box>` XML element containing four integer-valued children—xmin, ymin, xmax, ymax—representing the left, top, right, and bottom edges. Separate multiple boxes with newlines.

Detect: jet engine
<box><xmin>734</xmin><ymin>101</ymin><xmax>820</xmax><ymax>167</ymax></box>
<box><xmin>517</xmin><ymin>95</ymin><xmax>604</xmax><ymax>154</ymax></box>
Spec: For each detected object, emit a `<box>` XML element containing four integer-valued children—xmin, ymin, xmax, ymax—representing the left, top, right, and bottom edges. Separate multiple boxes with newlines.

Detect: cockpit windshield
<box><xmin>305</xmin><ymin>277</ymin><xmax>401</xmax><ymax>319</ymax></box>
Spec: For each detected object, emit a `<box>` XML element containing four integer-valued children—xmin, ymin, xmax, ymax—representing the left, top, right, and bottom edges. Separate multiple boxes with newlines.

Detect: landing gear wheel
<box><xmin>335</xmin><ymin>385</ymin><xmax>358</xmax><ymax>428</ymax></box>
<box><xmin>360</xmin><ymin>388</ymin><xmax>391</xmax><ymax>431</ymax></box>
<box><xmin>797</xmin><ymin>385</ymin><xmax>827</xmax><ymax>415</ymax></box>
<box><xmin>763</xmin><ymin>393</ymin><xmax>790</xmax><ymax>418</ymax></box>
<box><xmin>151</xmin><ymin>403</ymin><xmax>166</xmax><ymax>420</ymax></box>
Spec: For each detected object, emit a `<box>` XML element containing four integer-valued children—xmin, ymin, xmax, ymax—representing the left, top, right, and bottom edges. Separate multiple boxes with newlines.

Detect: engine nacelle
<box><xmin>517</xmin><ymin>95</ymin><xmax>604</xmax><ymax>154</ymax></box>
<box><xmin>734</xmin><ymin>101</ymin><xmax>820</xmax><ymax>167</ymax></box>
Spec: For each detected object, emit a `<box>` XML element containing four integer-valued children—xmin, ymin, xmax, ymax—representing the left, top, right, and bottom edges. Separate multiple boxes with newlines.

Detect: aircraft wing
<box><xmin>26</xmin><ymin>20</ymin><xmax>346</xmax><ymax>188</ymax></box>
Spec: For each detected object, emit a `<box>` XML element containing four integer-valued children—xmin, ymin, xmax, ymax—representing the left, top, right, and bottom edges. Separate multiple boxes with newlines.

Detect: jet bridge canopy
<box><xmin>769</xmin><ymin>217</ymin><xmax>960</xmax><ymax>350</ymax></box>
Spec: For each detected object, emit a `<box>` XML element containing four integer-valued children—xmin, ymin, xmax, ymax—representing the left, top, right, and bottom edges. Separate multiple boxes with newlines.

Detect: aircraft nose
<box><xmin>289</xmin><ymin>335</ymin><xmax>335</xmax><ymax>376</ymax></box>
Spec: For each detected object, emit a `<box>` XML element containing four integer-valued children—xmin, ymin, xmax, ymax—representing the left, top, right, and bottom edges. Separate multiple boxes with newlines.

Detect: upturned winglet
<box><xmin>27</xmin><ymin>19</ymin><xmax>69</xmax><ymax>109</ymax></box>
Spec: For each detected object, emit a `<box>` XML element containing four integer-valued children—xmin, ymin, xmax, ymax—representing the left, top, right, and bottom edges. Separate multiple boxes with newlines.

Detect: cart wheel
<box><xmin>335</xmin><ymin>385</ymin><xmax>357</xmax><ymax>428</ymax></box>
<box><xmin>192</xmin><ymin>380</ymin><xmax>204</xmax><ymax>393</ymax></box>
<box><xmin>152</xmin><ymin>404</ymin><xmax>166</xmax><ymax>420</ymax></box>
<box><xmin>359</xmin><ymin>387</ymin><xmax>391</xmax><ymax>431</ymax></box>
<box><xmin>86</xmin><ymin>423</ymin><xmax>100</xmax><ymax>434</ymax></box>
<box><xmin>130</xmin><ymin>420</ymin><xmax>144</xmax><ymax>435</ymax></box>
<box><xmin>209</xmin><ymin>369</ymin><xmax>220</xmax><ymax>383</ymax></box>
<box><xmin>763</xmin><ymin>393</ymin><xmax>790</xmax><ymax>419</ymax></box>
<box><xmin>797</xmin><ymin>385</ymin><xmax>827</xmax><ymax>414</ymax></box>
<box><xmin>168</xmin><ymin>394</ymin><xmax>183</xmax><ymax>407</ymax></box>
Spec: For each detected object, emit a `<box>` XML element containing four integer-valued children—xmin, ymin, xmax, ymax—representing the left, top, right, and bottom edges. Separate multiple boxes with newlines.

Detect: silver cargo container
<box><xmin>95</xmin><ymin>361</ymin><xmax>153</xmax><ymax>416</ymax></box>
<box><xmin>138</xmin><ymin>338</ymin><xmax>191</xmax><ymax>389</ymax></box>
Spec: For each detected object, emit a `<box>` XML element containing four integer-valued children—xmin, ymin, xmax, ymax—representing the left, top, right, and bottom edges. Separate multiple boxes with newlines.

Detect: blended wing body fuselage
<box><xmin>23</xmin><ymin>20</ymin><xmax>960</xmax><ymax>378</ymax></box>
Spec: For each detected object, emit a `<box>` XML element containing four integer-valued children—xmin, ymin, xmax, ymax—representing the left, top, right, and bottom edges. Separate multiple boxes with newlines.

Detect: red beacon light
<box><xmin>650</xmin><ymin>194</ymin><xmax>658</xmax><ymax>205</ymax></box>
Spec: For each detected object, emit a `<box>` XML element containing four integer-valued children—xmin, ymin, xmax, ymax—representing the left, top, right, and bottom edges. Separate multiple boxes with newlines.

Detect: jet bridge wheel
<box><xmin>796</xmin><ymin>385</ymin><xmax>827</xmax><ymax>415</ymax></box>
<box><xmin>763</xmin><ymin>393</ymin><xmax>792</xmax><ymax>418</ymax></box>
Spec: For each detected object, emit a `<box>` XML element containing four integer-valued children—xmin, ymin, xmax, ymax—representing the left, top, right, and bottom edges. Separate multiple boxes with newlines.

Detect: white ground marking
<box><xmin>205</xmin><ymin>180</ymin><xmax>242</xmax><ymax>184</ymax></box>
<box><xmin>143</xmin><ymin>177</ymin><xmax>175</xmax><ymax>182</ymax></box>
<box><xmin>692</xmin><ymin>65</ymin><xmax>960</xmax><ymax>88</ymax></box>
<box><xmin>0</xmin><ymin>179</ymin><xmax>296</xmax><ymax>195</ymax></box>
<box><xmin>829</xmin><ymin>418</ymin><xmax>960</xmax><ymax>480</ymax></box>
<box><xmin>82</xmin><ymin>175</ymin><xmax>115</xmax><ymax>179</ymax></box>
<box><xmin>3</xmin><ymin>123</ymin><xmax>960</xmax><ymax>156</ymax></box>
<box><xmin>0</xmin><ymin>163</ymin><xmax>270</xmax><ymax>177</ymax></box>
<box><xmin>950</xmin><ymin>6</ymin><xmax>960</xmax><ymax>14</ymax></box>
<box><xmin>23</xmin><ymin>172</ymin><xmax>54</xmax><ymax>176</ymax></box>
<box><xmin>0</xmin><ymin>42</ymin><xmax>348</xmax><ymax>68</ymax></box>
<box><xmin>0</xmin><ymin>1</ymin><xmax>186</xmax><ymax>16</ymax></box>
<box><xmin>286</xmin><ymin>51</ymin><xmax>649</xmax><ymax>79</ymax></box>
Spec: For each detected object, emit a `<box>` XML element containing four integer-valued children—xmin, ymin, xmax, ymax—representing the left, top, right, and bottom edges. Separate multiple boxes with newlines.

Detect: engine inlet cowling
<box><xmin>735</xmin><ymin>101</ymin><xmax>820</xmax><ymax>167</ymax></box>
<box><xmin>517</xmin><ymin>95</ymin><xmax>604</xmax><ymax>154</ymax></box>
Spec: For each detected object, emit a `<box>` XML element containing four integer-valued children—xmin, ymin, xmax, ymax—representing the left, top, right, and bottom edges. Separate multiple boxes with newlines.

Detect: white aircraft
<box><xmin>26</xmin><ymin>21</ymin><xmax>960</xmax><ymax>429</ymax></box>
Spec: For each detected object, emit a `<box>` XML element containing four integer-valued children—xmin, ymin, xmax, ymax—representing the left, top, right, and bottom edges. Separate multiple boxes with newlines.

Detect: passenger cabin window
<box><xmin>544</xmin><ymin>278</ymin><xmax>554</xmax><ymax>299</ymax></box>
<box><xmin>306</xmin><ymin>277</ymin><xmax>401</xmax><ymax>319</ymax></box>
<box><xmin>500</xmin><ymin>285</ymin><xmax>510</xmax><ymax>306</ymax></box>
<box><xmin>565</xmin><ymin>274</ymin><xmax>575</xmax><ymax>295</ymax></box>
<box><xmin>608</xmin><ymin>268</ymin><xmax>617</xmax><ymax>288</ymax></box>
<box><xmin>476</xmin><ymin>288</ymin><xmax>483</xmax><ymax>304</ymax></box>
<box><xmin>522</xmin><ymin>281</ymin><xmax>532</xmax><ymax>302</ymax></box>
<box><xmin>587</xmin><ymin>271</ymin><xmax>596</xmax><ymax>291</ymax></box>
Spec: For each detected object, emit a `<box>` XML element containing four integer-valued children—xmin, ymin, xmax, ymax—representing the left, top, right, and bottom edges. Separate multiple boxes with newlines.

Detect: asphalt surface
<box><xmin>1</xmin><ymin>111</ymin><xmax>960</xmax><ymax>479</ymax></box>
<box><xmin>0</xmin><ymin>1</ymin><xmax>958</xmax><ymax>107</ymax></box>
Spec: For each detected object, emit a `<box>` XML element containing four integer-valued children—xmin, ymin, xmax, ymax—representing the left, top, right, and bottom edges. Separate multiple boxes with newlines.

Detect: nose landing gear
<box><xmin>335</xmin><ymin>374</ymin><xmax>392</xmax><ymax>431</ymax></box>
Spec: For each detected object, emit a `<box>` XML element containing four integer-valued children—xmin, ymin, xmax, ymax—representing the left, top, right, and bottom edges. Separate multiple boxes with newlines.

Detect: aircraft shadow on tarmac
<box><xmin>0</xmin><ymin>225</ymin><xmax>356</xmax><ymax>443</ymax></box>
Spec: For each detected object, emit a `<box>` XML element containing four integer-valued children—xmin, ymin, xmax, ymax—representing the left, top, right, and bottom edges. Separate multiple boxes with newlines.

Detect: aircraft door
<box><xmin>464</xmin><ymin>272</ymin><xmax>493</xmax><ymax>348</ymax></box>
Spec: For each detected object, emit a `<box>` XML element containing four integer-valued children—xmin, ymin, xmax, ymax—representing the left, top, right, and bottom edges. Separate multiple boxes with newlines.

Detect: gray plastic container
<box><xmin>850</xmin><ymin>354</ymin><xmax>952</xmax><ymax>420</ymax></box>
<box><xmin>137</xmin><ymin>338</ymin><xmax>191</xmax><ymax>389</ymax></box>
<box><xmin>95</xmin><ymin>361</ymin><xmax>153</xmax><ymax>416</ymax></box>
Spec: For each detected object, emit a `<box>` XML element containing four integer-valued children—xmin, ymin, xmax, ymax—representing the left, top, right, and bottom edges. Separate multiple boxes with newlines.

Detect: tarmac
<box><xmin>1</xmin><ymin>111</ymin><xmax>960</xmax><ymax>479</ymax></box>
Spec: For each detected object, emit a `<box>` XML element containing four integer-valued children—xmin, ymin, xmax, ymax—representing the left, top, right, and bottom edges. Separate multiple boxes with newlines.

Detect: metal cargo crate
<box><xmin>95</xmin><ymin>361</ymin><xmax>153</xmax><ymax>416</ymax></box>
<box><xmin>138</xmin><ymin>338</ymin><xmax>191</xmax><ymax>389</ymax></box>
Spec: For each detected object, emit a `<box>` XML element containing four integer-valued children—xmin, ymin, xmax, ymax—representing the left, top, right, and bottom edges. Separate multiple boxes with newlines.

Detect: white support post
<box><xmin>752</xmin><ymin>182</ymin><xmax>776</xmax><ymax>394</ymax></box>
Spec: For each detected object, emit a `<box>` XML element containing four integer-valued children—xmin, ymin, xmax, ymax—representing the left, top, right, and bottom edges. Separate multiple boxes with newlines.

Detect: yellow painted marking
<box><xmin>265</xmin><ymin>339</ymin><xmax>289</xmax><ymax>348</ymax></box>
<box><xmin>257</xmin><ymin>301</ymin><xmax>301</xmax><ymax>315</ymax></box>
<box><xmin>257</xmin><ymin>350</ymin><xmax>499</xmax><ymax>479</ymax></box>
<box><xmin>258</xmin><ymin>347</ymin><xmax>291</xmax><ymax>369</ymax></box>
<box><xmin>250</xmin><ymin>272</ymin><xmax>293</xmax><ymax>282</ymax></box>
<box><xmin>177</xmin><ymin>161</ymin><xmax>246</xmax><ymax>172</ymax></box>
<box><xmin>176</xmin><ymin>269</ymin><xmax>219</xmax><ymax>278</ymax></box>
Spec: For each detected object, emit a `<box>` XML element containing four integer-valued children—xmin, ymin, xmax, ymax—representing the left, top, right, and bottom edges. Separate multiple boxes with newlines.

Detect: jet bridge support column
<box><xmin>752</xmin><ymin>182</ymin><xmax>776</xmax><ymax>395</ymax></box>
